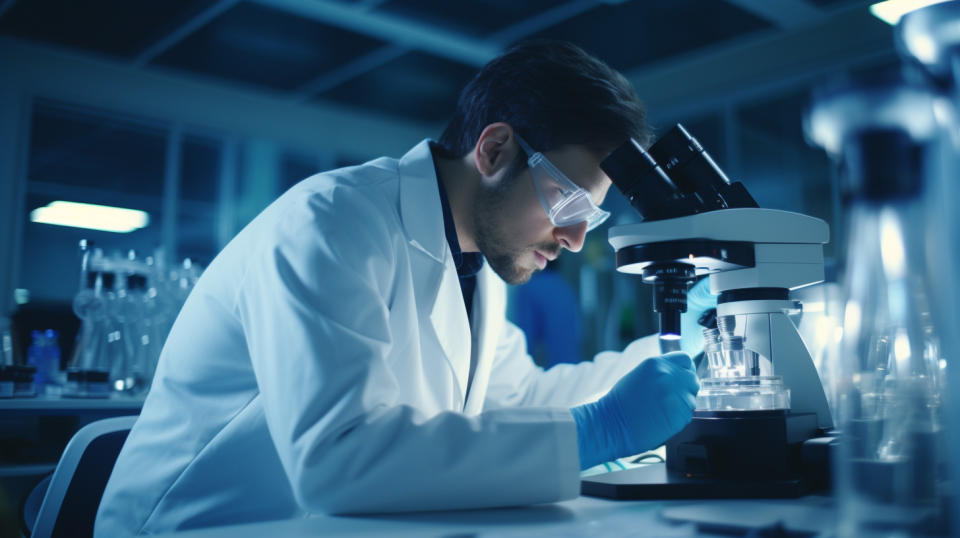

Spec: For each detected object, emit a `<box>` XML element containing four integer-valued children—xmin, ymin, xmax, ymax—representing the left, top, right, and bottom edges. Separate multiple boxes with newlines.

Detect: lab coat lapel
<box><xmin>431</xmin><ymin>259</ymin><xmax>471</xmax><ymax>401</ymax></box>
<box><xmin>464</xmin><ymin>265</ymin><xmax>505</xmax><ymax>415</ymax></box>
<box><xmin>398</xmin><ymin>140</ymin><xmax>472</xmax><ymax>403</ymax></box>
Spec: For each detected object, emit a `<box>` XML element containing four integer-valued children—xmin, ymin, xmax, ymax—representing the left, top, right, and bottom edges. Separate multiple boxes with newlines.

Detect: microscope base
<box><xmin>582</xmin><ymin>410</ymin><xmax>834</xmax><ymax>500</ymax></box>
<box><xmin>581</xmin><ymin>462</ymin><xmax>806</xmax><ymax>499</ymax></box>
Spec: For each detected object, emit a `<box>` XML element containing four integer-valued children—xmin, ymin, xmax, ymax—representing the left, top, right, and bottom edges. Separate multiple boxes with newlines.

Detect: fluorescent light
<box><xmin>870</xmin><ymin>0</ymin><xmax>950</xmax><ymax>25</ymax></box>
<box><xmin>30</xmin><ymin>201</ymin><xmax>149</xmax><ymax>233</ymax></box>
<box><xmin>14</xmin><ymin>289</ymin><xmax>30</xmax><ymax>305</ymax></box>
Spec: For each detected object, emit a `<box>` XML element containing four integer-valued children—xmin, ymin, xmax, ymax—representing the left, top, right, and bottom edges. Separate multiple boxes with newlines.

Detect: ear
<box><xmin>472</xmin><ymin>123</ymin><xmax>518</xmax><ymax>178</ymax></box>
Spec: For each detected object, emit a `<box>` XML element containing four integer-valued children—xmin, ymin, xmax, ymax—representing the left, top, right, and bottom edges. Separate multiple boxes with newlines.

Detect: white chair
<box><xmin>29</xmin><ymin>415</ymin><xmax>137</xmax><ymax>538</ymax></box>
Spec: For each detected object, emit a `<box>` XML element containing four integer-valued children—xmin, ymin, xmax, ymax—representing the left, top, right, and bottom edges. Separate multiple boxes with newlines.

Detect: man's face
<box><xmin>474</xmin><ymin>143</ymin><xmax>611</xmax><ymax>285</ymax></box>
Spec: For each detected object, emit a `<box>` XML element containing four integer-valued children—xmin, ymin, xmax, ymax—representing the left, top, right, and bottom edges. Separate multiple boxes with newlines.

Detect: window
<box><xmin>22</xmin><ymin>102</ymin><xmax>167</xmax><ymax>302</ymax></box>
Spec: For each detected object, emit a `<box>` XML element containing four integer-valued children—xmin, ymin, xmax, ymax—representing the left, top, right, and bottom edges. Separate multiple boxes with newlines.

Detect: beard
<box><xmin>473</xmin><ymin>167</ymin><xmax>561</xmax><ymax>285</ymax></box>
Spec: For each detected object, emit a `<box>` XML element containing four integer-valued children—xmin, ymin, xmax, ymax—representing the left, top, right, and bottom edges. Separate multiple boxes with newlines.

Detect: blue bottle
<box><xmin>44</xmin><ymin>329</ymin><xmax>62</xmax><ymax>389</ymax></box>
<box><xmin>26</xmin><ymin>329</ymin><xmax>61</xmax><ymax>395</ymax></box>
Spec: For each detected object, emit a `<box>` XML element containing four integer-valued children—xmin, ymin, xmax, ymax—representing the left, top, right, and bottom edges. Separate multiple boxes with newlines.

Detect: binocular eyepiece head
<box><xmin>602</xmin><ymin>124</ymin><xmax>757</xmax><ymax>222</ymax></box>
<box><xmin>602</xmin><ymin>124</ymin><xmax>757</xmax><ymax>344</ymax></box>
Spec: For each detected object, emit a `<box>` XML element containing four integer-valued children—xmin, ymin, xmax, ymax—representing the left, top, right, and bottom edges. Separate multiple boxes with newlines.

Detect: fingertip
<box><xmin>663</xmin><ymin>351</ymin><xmax>694</xmax><ymax>371</ymax></box>
<box><xmin>687</xmin><ymin>372</ymin><xmax>701</xmax><ymax>395</ymax></box>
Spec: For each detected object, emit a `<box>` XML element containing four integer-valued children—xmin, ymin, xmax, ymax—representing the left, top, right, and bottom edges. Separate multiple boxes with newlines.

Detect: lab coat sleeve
<box><xmin>485</xmin><ymin>320</ymin><xmax>662</xmax><ymax>409</ymax></box>
<box><xmin>235</xmin><ymin>186</ymin><xmax>580</xmax><ymax>514</ymax></box>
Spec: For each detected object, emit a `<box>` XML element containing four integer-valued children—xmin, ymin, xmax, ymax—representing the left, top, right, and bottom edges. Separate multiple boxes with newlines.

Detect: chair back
<box><xmin>31</xmin><ymin>415</ymin><xmax>137</xmax><ymax>538</ymax></box>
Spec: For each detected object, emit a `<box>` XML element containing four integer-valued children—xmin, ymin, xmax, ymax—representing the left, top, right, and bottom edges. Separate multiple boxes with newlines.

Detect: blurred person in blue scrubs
<box><xmin>96</xmin><ymin>40</ymin><xmax>713</xmax><ymax>536</ymax></box>
<box><xmin>511</xmin><ymin>261</ymin><xmax>583</xmax><ymax>367</ymax></box>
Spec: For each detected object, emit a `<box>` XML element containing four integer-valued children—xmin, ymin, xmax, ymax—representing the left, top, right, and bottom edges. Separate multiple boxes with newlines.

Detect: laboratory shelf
<box><xmin>0</xmin><ymin>394</ymin><xmax>144</xmax><ymax>414</ymax></box>
<box><xmin>0</xmin><ymin>395</ymin><xmax>143</xmax><ymax>487</ymax></box>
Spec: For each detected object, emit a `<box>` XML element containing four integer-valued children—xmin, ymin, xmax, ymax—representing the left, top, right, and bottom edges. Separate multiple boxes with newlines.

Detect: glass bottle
<box><xmin>898</xmin><ymin>5</ymin><xmax>960</xmax><ymax>533</ymax></box>
<box><xmin>26</xmin><ymin>329</ymin><xmax>61</xmax><ymax>395</ymax></box>
<box><xmin>67</xmin><ymin>242</ymin><xmax>111</xmax><ymax>397</ymax></box>
<box><xmin>102</xmin><ymin>253</ymin><xmax>131</xmax><ymax>393</ymax></box>
<box><xmin>116</xmin><ymin>250</ymin><xmax>152</xmax><ymax>394</ymax></box>
<box><xmin>808</xmin><ymin>76</ymin><xmax>946</xmax><ymax>536</ymax></box>
<box><xmin>70</xmin><ymin>243</ymin><xmax>106</xmax><ymax>372</ymax></box>
<box><xmin>0</xmin><ymin>317</ymin><xmax>13</xmax><ymax>397</ymax></box>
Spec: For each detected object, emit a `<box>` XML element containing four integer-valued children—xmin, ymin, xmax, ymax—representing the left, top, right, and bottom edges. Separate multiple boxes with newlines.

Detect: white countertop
<box><xmin>151</xmin><ymin>494</ymin><xmax>835</xmax><ymax>537</ymax></box>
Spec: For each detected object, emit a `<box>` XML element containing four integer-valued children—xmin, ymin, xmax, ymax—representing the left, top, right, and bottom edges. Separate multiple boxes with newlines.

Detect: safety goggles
<box><xmin>515</xmin><ymin>135</ymin><xmax>610</xmax><ymax>232</ymax></box>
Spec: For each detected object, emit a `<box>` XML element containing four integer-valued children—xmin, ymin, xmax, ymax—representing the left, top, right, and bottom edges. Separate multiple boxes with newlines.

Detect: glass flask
<box><xmin>808</xmin><ymin>76</ymin><xmax>947</xmax><ymax>536</ymax></box>
<box><xmin>898</xmin><ymin>5</ymin><xmax>960</xmax><ymax>534</ymax></box>
<box><xmin>66</xmin><ymin>242</ymin><xmax>111</xmax><ymax>397</ymax></box>
<box><xmin>836</xmin><ymin>202</ymin><xmax>944</xmax><ymax>534</ymax></box>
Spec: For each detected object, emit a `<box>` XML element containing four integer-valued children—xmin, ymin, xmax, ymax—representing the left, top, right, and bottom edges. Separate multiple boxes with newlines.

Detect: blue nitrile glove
<box><xmin>680</xmin><ymin>278</ymin><xmax>718</xmax><ymax>357</ymax></box>
<box><xmin>570</xmin><ymin>352</ymin><xmax>700</xmax><ymax>470</ymax></box>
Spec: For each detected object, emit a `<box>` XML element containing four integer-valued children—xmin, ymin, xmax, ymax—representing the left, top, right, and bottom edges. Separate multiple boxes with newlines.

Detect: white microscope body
<box><xmin>609</xmin><ymin>207</ymin><xmax>834</xmax><ymax>429</ymax></box>
<box><xmin>583</xmin><ymin>125</ymin><xmax>835</xmax><ymax>498</ymax></box>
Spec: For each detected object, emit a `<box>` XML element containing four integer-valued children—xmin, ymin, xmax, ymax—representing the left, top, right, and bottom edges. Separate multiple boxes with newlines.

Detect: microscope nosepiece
<box><xmin>642</xmin><ymin>263</ymin><xmax>695</xmax><ymax>342</ymax></box>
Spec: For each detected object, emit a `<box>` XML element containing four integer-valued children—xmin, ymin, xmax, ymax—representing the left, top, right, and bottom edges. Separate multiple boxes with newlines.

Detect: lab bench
<box><xmin>150</xmin><ymin>494</ymin><xmax>836</xmax><ymax>537</ymax></box>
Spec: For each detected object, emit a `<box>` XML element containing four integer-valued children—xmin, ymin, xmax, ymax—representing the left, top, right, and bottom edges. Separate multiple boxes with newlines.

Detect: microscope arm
<box><xmin>769</xmin><ymin>313</ymin><xmax>833</xmax><ymax>429</ymax></box>
<box><xmin>719</xmin><ymin>298</ymin><xmax>834</xmax><ymax>429</ymax></box>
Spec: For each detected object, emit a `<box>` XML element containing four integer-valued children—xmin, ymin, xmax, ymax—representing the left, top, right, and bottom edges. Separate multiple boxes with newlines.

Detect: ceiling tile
<box><xmin>152</xmin><ymin>1</ymin><xmax>388</xmax><ymax>91</ymax></box>
<box><xmin>0</xmin><ymin>0</ymin><xmax>218</xmax><ymax>59</ymax></box>
<box><xmin>528</xmin><ymin>0</ymin><xmax>773</xmax><ymax>72</ymax></box>
<box><xmin>377</xmin><ymin>0</ymin><xmax>561</xmax><ymax>38</ymax></box>
<box><xmin>315</xmin><ymin>51</ymin><xmax>476</xmax><ymax>123</ymax></box>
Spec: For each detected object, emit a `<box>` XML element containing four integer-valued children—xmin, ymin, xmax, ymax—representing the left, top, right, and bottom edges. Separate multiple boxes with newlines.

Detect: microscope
<box><xmin>582</xmin><ymin>125</ymin><xmax>835</xmax><ymax>499</ymax></box>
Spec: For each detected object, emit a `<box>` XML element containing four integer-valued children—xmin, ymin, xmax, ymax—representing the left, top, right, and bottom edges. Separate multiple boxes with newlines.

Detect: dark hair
<box><xmin>439</xmin><ymin>40</ymin><xmax>650</xmax><ymax>160</ymax></box>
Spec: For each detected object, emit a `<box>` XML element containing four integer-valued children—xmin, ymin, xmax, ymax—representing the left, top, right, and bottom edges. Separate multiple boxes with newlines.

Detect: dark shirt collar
<box><xmin>432</xmin><ymin>144</ymin><xmax>484</xmax><ymax>278</ymax></box>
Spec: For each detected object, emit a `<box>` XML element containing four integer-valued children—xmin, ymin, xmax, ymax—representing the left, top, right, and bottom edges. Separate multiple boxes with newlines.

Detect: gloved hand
<box><xmin>570</xmin><ymin>352</ymin><xmax>699</xmax><ymax>470</ymax></box>
<box><xmin>680</xmin><ymin>278</ymin><xmax>717</xmax><ymax>357</ymax></box>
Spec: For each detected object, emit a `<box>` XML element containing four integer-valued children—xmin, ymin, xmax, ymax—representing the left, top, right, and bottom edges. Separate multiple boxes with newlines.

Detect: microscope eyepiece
<box><xmin>601</xmin><ymin>138</ymin><xmax>700</xmax><ymax>221</ymax></box>
<box><xmin>603</xmin><ymin>124</ymin><xmax>757</xmax><ymax>223</ymax></box>
<box><xmin>647</xmin><ymin>124</ymin><xmax>757</xmax><ymax>211</ymax></box>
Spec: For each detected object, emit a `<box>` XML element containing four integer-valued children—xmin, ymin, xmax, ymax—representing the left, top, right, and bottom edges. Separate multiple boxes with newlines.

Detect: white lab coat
<box><xmin>94</xmin><ymin>140</ymin><xmax>659</xmax><ymax>535</ymax></box>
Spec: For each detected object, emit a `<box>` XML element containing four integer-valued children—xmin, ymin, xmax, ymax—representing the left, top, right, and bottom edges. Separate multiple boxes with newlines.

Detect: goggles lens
<box><xmin>518</xmin><ymin>136</ymin><xmax>610</xmax><ymax>232</ymax></box>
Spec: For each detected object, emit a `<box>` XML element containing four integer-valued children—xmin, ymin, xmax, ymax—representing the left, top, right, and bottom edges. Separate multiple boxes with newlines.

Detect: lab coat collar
<box><xmin>398</xmin><ymin>139</ymin><xmax>447</xmax><ymax>263</ymax></box>
<box><xmin>398</xmin><ymin>139</ymin><xmax>473</xmax><ymax>404</ymax></box>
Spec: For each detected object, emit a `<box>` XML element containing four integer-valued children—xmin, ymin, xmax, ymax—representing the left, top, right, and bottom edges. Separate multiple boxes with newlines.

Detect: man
<box><xmin>95</xmin><ymin>40</ymin><xmax>708</xmax><ymax>535</ymax></box>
